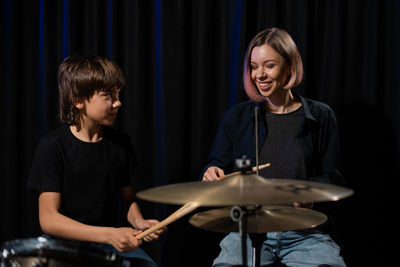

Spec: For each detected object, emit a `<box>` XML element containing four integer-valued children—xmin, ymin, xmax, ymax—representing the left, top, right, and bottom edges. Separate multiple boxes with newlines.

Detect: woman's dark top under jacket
<box><xmin>201</xmin><ymin>93</ymin><xmax>344</xmax><ymax>186</ymax></box>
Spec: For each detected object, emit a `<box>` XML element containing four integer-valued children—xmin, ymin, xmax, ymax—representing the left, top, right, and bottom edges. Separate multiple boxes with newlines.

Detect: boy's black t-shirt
<box><xmin>27</xmin><ymin>125</ymin><xmax>139</xmax><ymax>228</ymax></box>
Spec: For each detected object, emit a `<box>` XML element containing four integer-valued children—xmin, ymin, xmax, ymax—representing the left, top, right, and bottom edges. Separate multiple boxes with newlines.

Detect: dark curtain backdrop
<box><xmin>1</xmin><ymin>0</ymin><xmax>399</xmax><ymax>266</ymax></box>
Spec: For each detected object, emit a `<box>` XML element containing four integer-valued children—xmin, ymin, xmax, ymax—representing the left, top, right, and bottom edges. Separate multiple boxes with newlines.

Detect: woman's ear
<box><xmin>287</xmin><ymin>63</ymin><xmax>293</xmax><ymax>76</ymax></box>
<box><xmin>283</xmin><ymin>65</ymin><xmax>293</xmax><ymax>90</ymax></box>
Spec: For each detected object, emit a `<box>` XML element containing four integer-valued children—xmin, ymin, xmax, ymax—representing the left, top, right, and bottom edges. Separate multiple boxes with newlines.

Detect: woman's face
<box><xmin>250</xmin><ymin>44</ymin><xmax>290</xmax><ymax>97</ymax></box>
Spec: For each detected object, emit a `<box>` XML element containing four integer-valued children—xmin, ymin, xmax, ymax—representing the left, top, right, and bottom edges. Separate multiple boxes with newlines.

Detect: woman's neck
<box><xmin>264</xmin><ymin>90</ymin><xmax>301</xmax><ymax>114</ymax></box>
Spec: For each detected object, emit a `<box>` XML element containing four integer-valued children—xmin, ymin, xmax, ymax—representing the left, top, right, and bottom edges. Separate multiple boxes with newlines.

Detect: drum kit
<box><xmin>135</xmin><ymin>163</ymin><xmax>354</xmax><ymax>267</ymax></box>
<box><xmin>0</xmin><ymin>164</ymin><xmax>353</xmax><ymax>267</ymax></box>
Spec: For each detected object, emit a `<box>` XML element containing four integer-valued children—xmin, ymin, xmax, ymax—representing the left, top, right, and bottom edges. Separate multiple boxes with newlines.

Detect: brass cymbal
<box><xmin>189</xmin><ymin>206</ymin><xmax>327</xmax><ymax>233</ymax></box>
<box><xmin>136</xmin><ymin>174</ymin><xmax>353</xmax><ymax>206</ymax></box>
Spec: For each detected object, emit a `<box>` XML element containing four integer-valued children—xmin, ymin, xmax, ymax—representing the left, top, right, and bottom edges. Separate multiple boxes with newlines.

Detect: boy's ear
<box><xmin>73</xmin><ymin>99</ymin><xmax>85</xmax><ymax>110</ymax></box>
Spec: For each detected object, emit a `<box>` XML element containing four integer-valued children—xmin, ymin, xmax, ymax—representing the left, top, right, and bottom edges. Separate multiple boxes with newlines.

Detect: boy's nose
<box><xmin>113</xmin><ymin>99</ymin><xmax>122</xmax><ymax>109</ymax></box>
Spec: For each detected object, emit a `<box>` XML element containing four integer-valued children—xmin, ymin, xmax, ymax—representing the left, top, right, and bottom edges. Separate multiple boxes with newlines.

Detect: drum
<box><xmin>0</xmin><ymin>236</ymin><xmax>129</xmax><ymax>267</ymax></box>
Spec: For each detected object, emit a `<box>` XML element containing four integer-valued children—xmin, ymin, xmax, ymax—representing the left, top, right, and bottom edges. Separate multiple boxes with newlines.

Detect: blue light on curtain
<box><xmin>228</xmin><ymin>0</ymin><xmax>242</xmax><ymax>106</ymax></box>
<box><xmin>155</xmin><ymin>0</ymin><xmax>165</xmax><ymax>186</ymax></box>
<box><xmin>38</xmin><ymin>0</ymin><xmax>47</xmax><ymax>136</ymax></box>
<box><xmin>3</xmin><ymin>0</ymin><xmax>11</xmax><ymax>82</ymax></box>
<box><xmin>394</xmin><ymin>0</ymin><xmax>400</xmax><ymax>155</ymax></box>
<box><xmin>62</xmin><ymin>0</ymin><xmax>69</xmax><ymax>59</ymax></box>
<box><xmin>107</xmin><ymin>0</ymin><xmax>113</xmax><ymax>59</ymax></box>
<box><xmin>3</xmin><ymin>0</ymin><xmax>12</xmax><ymax>140</ymax></box>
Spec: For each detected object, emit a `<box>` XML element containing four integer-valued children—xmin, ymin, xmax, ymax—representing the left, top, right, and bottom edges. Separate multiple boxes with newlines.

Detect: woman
<box><xmin>201</xmin><ymin>28</ymin><xmax>346</xmax><ymax>267</ymax></box>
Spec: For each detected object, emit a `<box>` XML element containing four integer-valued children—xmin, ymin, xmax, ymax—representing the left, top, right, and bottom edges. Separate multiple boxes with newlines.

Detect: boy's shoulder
<box><xmin>38</xmin><ymin>125</ymin><xmax>132</xmax><ymax>151</ymax></box>
<box><xmin>39</xmin><ymin>124</ymin><xmax>70</xmax><ymax>145</ymax></box>
<box><xmin>32</xmin><ymin>125</ymin><xmax>71</xmax><ymax>161</ymax></box>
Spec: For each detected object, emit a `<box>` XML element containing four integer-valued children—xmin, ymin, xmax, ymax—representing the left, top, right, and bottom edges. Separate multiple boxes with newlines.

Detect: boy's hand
<box><xmin>108</xmin><ymin>227</ymin><xmax>142</xmax><ymax>252</ymax></box>
<box><xmin>133</xmin><ymin>219</ymin><xmax>166</xmax><ymax>242</ymax></box>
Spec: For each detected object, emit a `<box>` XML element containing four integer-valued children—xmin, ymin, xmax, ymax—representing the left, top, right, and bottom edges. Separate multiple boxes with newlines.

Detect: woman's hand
<box><xmin>293</xmin><ymin>202</ymin><xmax>313</xmax><ymax>209</ymax></box>
<box><xmin>202</xmin><ymin>166</ymin><xmax>225</xmax><ymax>181</ymax></box>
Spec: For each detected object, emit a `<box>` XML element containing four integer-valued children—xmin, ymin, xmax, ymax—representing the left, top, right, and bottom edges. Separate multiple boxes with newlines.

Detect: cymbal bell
<box><xmin>136</xmin><ymin>173</ymin><xmax>353</xmax><ymax>206</ymax></box>
<box><xmin>189</xmin><ymin>205</ymin><xmax>327</xmax><ymax>233</ymax></box>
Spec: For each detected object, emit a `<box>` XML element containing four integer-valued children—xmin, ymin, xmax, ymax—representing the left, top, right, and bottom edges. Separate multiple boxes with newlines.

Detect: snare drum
<box><xmin>0</xmin><ymin>236</ymin><xmax>129</xmax><ymax>267</ymax></box>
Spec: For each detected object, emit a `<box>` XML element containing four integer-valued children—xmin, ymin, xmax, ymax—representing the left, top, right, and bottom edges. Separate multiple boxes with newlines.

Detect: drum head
<box><xmin>0</xmin><ymin>236</ymin><xmax>127</xmax><ymax>267</ymax></box>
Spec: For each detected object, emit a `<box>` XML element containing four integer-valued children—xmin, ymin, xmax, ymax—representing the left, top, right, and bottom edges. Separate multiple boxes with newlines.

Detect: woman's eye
<box><xmin>267</xmin><ymin>64</ymin><xmax>275</xmax><ymax>68</ymax></box>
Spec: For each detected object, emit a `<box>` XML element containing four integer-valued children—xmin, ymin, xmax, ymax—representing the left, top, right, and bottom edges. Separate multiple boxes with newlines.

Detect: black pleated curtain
<box><xmin>1</xmin><ymin>0</ymin><xmax>399</xmax><ymax>266</ymax></box>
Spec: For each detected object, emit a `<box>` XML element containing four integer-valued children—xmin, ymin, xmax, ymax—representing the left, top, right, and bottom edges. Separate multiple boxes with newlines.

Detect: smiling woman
<box><xmin>243</xmin><ymin>28</ymin><xmax>303</xmax><ymax>106</ymax></box>
<box><xmin>201</xmin><ymin>28</ymin><xmax>347</xmax><ymax>266</ymax></box>
<box><xmin>250</xmin><ymin>45</ymin><xmax>293</xmax><ymax>107</ymax></box>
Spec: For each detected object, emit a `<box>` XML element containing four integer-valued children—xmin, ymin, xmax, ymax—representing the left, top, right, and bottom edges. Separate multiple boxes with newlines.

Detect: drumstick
<box><xmin>135</xmin><ymin>201</ymin><xmax>200</xmax><ymax>240</ymax></box>
<box><xmin>215</xmin><ymin>163</ymin><xmax>270</xmax><ymax>180</ymax></box>
<box><xmin>135</xmin><ymin>163</ymin><xmax>271</xmax><ymax>240</ymax></box>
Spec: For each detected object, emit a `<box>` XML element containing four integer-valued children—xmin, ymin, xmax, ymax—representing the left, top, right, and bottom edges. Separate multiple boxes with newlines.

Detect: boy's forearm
<box><xmin>127</xmin><ymin>202</ymin><xmax>145</xmax><ymax>228</ymax></box>
<box><xmin>40</xmin><ymin>211</ymin><xmax>113</xmax><ymax>244</ymax></box>
<box><xmin>120</xmin><ymin>186</ymin><xmax>145</xmax><ymax>227</ymax></box>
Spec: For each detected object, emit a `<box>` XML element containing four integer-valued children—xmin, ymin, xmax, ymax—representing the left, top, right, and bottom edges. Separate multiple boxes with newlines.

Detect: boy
<box><xmin>27</xmin><ymin>55</ymin><xmax>164</xmax><ymax>266</ymax></box>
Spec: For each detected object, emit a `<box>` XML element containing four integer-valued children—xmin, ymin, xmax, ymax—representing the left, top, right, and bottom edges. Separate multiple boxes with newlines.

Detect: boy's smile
<box><xmin>77</xmin><ymin>88</ymin><xmax>122</xmax><ymax>128</ymax></box>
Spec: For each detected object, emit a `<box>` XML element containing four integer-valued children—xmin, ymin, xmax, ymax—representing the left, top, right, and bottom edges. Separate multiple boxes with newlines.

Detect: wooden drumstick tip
<box><xmin>254</xmin><ymin>162</ymin><xmax>271</xmax><ymax>171</ymax></box>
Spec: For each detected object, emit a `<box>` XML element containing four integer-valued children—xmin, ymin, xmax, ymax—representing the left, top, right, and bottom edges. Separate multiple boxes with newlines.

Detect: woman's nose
<box><xmin>256</xmin><ymin>70</ymin><xmax>266</xmax><ymax>79</ymax></box>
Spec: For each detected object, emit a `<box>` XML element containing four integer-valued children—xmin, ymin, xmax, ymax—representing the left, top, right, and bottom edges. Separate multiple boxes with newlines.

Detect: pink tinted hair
<box><xmin>243</xmin><ymin>28</ymin><xmax>303</xmax><ymax>102</ymax></box>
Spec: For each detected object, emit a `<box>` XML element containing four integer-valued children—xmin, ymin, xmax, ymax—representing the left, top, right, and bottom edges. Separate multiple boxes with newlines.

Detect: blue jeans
<box><xmin>213</xmin><ymin>230</ymin><xmax>346</xmax><ymax>267</ymax></box>
<box><xmin>96</xmin><ymin>243</ymin><xmax>158</xmax><ymax>267</ymax></box>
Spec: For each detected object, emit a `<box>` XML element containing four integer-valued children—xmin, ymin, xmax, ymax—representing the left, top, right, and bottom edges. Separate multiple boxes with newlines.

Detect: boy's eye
<box><xmin>101</xmin><ymin>92</ymin><xmax>111</xmax><ymax>96</ymax></box>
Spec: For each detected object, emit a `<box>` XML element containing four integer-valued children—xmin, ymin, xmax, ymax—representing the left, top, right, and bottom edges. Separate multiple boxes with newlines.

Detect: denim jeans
<box><xmin>96</xmin><ymin>243</ymin><xmax>158</xmax><ymax>267</ymax></box>
<box><xmin>213</xmin><ymin>230</ymin><xmax>346</xmax><ymax>267</ymax></box>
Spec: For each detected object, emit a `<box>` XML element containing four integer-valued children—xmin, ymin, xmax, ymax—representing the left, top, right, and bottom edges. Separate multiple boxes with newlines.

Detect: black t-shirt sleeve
<box><xmin>26</xmin><ymin>137</ymin><xmax>63</xmax><ymax>193</ymax></box>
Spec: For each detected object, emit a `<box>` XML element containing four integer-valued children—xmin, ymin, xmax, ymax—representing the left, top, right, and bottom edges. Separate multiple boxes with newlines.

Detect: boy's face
<box><xmin>77</xmin><ymin>88</ymin><xmax>121</xmax><ymax>127</ymax></box>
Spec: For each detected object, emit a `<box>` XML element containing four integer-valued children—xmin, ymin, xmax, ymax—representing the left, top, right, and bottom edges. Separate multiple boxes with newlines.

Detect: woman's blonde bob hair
<box><xmin>243</xmin><ymin>28</ymin><xmax>303</xmax><ymax>102</ymax></box>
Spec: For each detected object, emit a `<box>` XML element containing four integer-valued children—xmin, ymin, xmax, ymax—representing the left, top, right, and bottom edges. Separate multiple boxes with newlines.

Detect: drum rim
<box><xmin>1</xmin><ymin>236</ymin><xmax>120</xmax><ymax>264</ymax></box>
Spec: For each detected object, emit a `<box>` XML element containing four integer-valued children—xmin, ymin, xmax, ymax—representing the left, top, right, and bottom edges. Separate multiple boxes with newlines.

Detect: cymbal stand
<box><xmin>231</xmin><ymin>206</ymin><xmax>248</xmax><ymax>267</ymax></box>
<box><xmin>249</xmin><ymin>101</ymin><xmax>266</xmax><ymax>267</ymax></box>
<box><xmin>231</xmin><ymin>107</ymin><xmax>260</xmax><ymax>267</ymax></box>
<box><xmin>249</xmin><ymin>206</ymin><xmax>266</xmax><ymax>267</ymax></box>
<box><xmin>231</xmin><ymin>205</ymin><xmax>266</xmax><ymax>267</ymax></box>
<box><xmin>249</xmin><ymin>233</ymin><xmax>266</xmax><ymax>267</ymax></box>
<box><xmin>232</xmin><ymin>154</ymin><xmax>252</xmax><ymax>266</ymax></box>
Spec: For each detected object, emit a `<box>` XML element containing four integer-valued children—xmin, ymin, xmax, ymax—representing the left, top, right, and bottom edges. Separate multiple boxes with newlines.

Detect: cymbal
<box><xmin>136</xmin><ymin>174</ymin><xmax>353</xmax><ymax>206</ymax></box>
<box><xmin>189</xmin><ymin>205</ymin><xmax>327</xmax><ymax>233</ymax></box>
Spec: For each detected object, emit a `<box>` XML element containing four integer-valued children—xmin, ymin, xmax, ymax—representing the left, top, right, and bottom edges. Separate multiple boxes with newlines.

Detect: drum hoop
<box><xmin>1</xmin><ymin>236</ymin><xmax>120</xmax><ymax>264</ymax></box>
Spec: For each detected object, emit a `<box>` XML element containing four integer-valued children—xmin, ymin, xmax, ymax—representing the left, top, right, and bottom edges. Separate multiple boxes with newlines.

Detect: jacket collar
<box><xmin>295</xmin><ymin>92</ymin><xmax>316</xmax><ymax>122</ymax></box>
<box><xmin>254</xmin><ymin>91</ymin><xmax>316</xmax><ymax>122</ymax></box>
